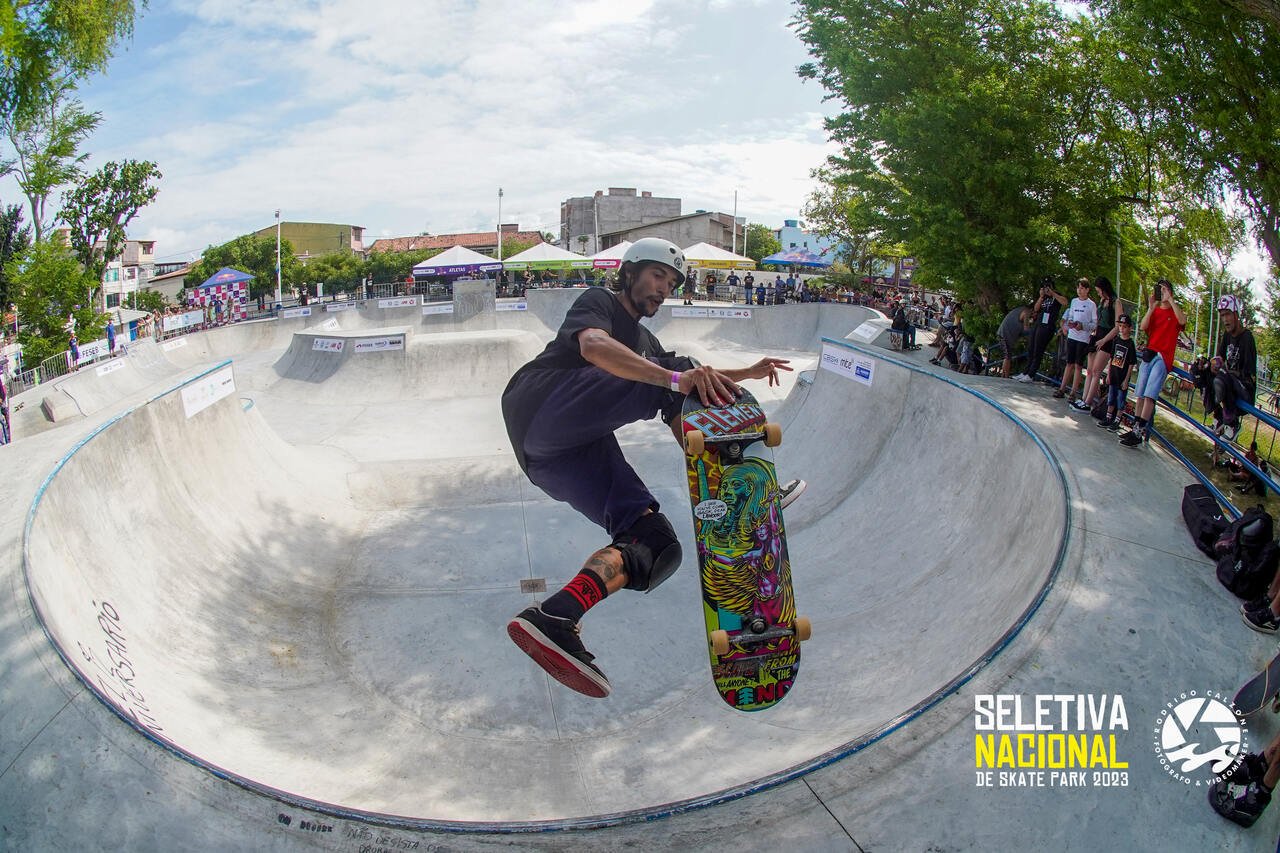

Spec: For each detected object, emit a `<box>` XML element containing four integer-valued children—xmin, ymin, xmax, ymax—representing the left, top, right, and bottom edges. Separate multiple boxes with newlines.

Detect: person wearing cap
<box><xmin>501</xmin><ymin>237</ymin><xmax>801</xmax><ymax>698</ymax></box>
<box><xmin>1213</xmin><ymin>293</ymin><xmax>1257</xmax><ymax>441</ymax></box>
<box><xmin>1120</xmin><ymin>278</ymin><xmax>1187</xmax><ymax>448</ymax></box>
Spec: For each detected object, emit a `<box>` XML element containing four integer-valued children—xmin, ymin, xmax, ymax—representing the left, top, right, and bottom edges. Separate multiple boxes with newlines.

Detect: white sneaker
<box><xmin>1015</xmin><ymin>374</ymin><xmax>1032</xmax><ymax>383</ymax></box>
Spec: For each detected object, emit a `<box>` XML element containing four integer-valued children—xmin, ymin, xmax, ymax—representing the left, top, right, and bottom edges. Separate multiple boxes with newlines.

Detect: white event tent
<box><xmin>503</xmin><ymin>243</ymin><xmax>592</xmax><ymax>270</ymax></box>
<box><xmin>682</xmin><ymin>242</ymin><xmax>755</xmax><ymax>270</ymax></box>
<box><xmin>588</xmin><ymin>241</ymin><xmax>632</xmax><ymax>269</ymax></box>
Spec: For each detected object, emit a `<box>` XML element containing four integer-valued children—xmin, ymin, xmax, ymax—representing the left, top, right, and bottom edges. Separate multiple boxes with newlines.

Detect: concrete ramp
<box><xmin>22</xmin><ymin>338</ymin><xmax>1066</xmax><ymax>828</ymax></box>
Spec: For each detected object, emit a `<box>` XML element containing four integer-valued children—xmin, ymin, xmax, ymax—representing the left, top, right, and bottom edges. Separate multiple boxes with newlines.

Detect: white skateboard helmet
<box><xmin>622</xmin><ymin>237</ymin><xmax>686</xmax><ymax>285</ymax></box>
<box><xmin>1217</xmin><ymin>293</ymin><xmax>1243</xmax><ymax>314</ymax></box>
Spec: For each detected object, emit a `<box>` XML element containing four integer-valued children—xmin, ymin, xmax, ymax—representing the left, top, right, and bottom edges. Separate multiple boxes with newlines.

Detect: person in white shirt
<box><xmin>1053</xmin><ymin>278</ymin><xmax>1097</xmax><ymax>405</ymax></box>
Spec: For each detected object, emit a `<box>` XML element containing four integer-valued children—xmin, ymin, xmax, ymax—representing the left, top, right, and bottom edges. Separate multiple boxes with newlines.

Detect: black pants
<box><xmin>1023</xmin><ymin>327</ymin><xmax>1054</xmax><ymax>378</ymax></box>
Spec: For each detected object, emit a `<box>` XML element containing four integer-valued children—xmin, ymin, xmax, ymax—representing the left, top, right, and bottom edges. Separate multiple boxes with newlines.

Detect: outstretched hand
<box><xmin>740</xmin><ymin>356</ymin><xmax>793</xmax><ymax>387</ymax></box>
<box><xmin>678</xmin><ymin>365</ymin><xmax>740</xmax><ymax>408</ymax></box>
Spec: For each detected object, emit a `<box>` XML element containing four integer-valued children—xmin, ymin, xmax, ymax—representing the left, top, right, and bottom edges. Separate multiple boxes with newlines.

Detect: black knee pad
<box><xmin>614</xmin><ymin>511</ymin><xmax>683</xmax><ymax>593</ymax></box>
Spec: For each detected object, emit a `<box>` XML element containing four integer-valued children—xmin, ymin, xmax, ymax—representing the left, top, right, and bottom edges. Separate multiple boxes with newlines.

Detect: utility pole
<box><xmin>497</xmin><ymin>188</ymin><xmax>504</xmax><ymax>262</ymax></box>
<box><xmin>274</xmin><ymin>209</ymin><xmax>282</xmax><ymax>306</ymax></box>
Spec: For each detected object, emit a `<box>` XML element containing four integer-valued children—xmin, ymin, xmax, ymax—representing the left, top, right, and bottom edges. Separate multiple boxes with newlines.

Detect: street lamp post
<box><xmin>497</xmin><ymin>188</ymin><xmax>504</xmax><ymax>263</ymax></box>
<box><xmin>274</xmin><ymin>209</ymin><xmax>282</xmax><ymax>307</ymax></box>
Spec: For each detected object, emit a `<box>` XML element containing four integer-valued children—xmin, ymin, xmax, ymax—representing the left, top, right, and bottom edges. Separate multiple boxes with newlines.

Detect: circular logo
<box><xmin>1153</xmin><ymin>690</ymin><xmax>1247</xmax><ymax>786</ymax></box>
<box><xmin>694</xmin><ymin>499</ymin><xmax>728</xmax><ymax>521</ymax></box>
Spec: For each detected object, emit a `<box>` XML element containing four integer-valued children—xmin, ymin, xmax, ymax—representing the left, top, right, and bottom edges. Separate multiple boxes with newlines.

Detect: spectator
<box><xmin>758</xmin><ymin>279</ymin><xmax>768</xmax><ymax>306</ymax></box>
<box><xmin>682</xmin><ymin>271</ymin><xmax>695</xmax><ymax>305</ymax></box>
<box><xmin>1078</xmin><ymin>276</ymin><xmax>1118</xmax><ymax>411</ymax></box>
<box><xmin>1230</xmin><ymin>441</ymin><xmax>1268</xmax><ymax>495</ymax></box>
<box><xmin>725</xmin><ymin>270</ymin><xmax>740</xmax><ymax>303</ymax></box>
<box><xmin>105</xmin><ymin>317</ymin><xmax>116</xmax><ymax>354</ymax></box>
<box><xmin>1209</xmin><ymin>739</ymin><xmax>1277</xmax><ymax>827</ymax></box>
<box><xmin>1058</xmin><ymin>278</ymin><xmax>1098</xmax><ymax>405</ymax></box>
<box><xmin>1119</xmin><ymin>278</ymin><xmax>1187</xmax><ymax>448</ymax></box>
<box><xmin>1094</xmin><ymin>314</ymin><xmax>1137</xmax><ymax>431</ymax></box>
<box><xmin>1214</xmin><ymin>294</ymin><xmax>1258</xmax><ymax>440</ymax></box>
<box><xmin>891</xmin><ymin>299</ymin><xmax>921</xmax><ymax>350</ymax></box>
<box><xmin>68</xmin><ymin>334</ymin><xmax>80</xmax><ymax>371</ymax></box>
<box><xmin>1015</xmin><ymin>278</ymin><xmax>1068</xmax><ymax>383</ymax></box>
<box><xmin>997</xmin><ymin>305</ymin><xmax>1033</xmax><ymax>378</ymax></box>
<box><xmin>743</xmin><ymin>271</ymin><xmax>755</xmax><ymax>305</ymax></box>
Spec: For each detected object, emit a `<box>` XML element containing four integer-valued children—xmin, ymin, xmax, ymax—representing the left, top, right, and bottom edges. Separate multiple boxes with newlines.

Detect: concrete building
<box><xmin>250</xmin><ymin>222</ymin><xmax>365</xmax><ymax>261</ymax></box>
<box><xmin>774</xmin><ymin>219</ymin><xmax>843</xmax><ymax>261</ymax></box>
<box><xmin>366</xmin><ymin>224</ymin><xmax>544</xmax><ymax>258</ymax></box>
<box><xmin>560</xmin><ymin>188</ymin><xmax>682</xmax><ymax>254</ymax></box>
<box><xmin>102</xmin><ymin>239</ymin><xmax>156</xmax><ymax>309</ymax></box>
<box><xmin>598</xmin><ymin>210</ymin><xmax>745</xmax><ymax>254</ymax></box>
<box><xmin>146</xmin><ymin>265</ymin><xmax>191</xmax><ymax>303</ymax></box>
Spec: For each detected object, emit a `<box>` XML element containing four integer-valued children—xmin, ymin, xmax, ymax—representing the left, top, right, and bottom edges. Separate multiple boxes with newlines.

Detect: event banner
<box><xmin>180</xmin><ymin>365</ymin><xmax>236</xmax><ymax>419</ymax></box>
<box><xmin>311</xmin><ymin>339</ymin><xmax>345</xmax><ymax>353</ymax></box>
<box><xmin>422</xmin><ymin>304</ymin><xmax>455</xmax><ymax>316</ymax></box>
<box><xmin>379</xmin><ymin>297</ymin><xmax>419</xmax><ymax>309</ymax></box>
<box><xmin>820</xmin><ymin>343</ymin><xmax>875</xmax><ymax>387</ymax></box>
<box><xmin>671</xmin><ymin>307</ymin><xmax>752</xmax><ymax>319</ymax></box>
<box><xmin>352</xmin><ymin>336</ymin><xmax>405</xmax><ymax>353</ymax></box>
<box><xmin>162</xmin><ymin>310</ymin><xmax>204</xmax><ymax>333</ymax></box>
<box><xmin>280</xmin><ymin>307</ymin><xmax>312</xmax><ymax>319</ymax></box>
<box><xmin>495</xmin><ymin>302</ymin><xmax>528</xmax><ymax>312</ymax></box>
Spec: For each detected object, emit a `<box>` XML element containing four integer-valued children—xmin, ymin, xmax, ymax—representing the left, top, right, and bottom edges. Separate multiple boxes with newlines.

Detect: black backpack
<box><xmin>1215</xmin><ymin>505</ymin><xmax>1280</xmax><ymax>599</ymax></box>
<box><xmin>1182</xmin><ymin>483</ymin><xmax>1227</xmax><ymax>558</ymax></box>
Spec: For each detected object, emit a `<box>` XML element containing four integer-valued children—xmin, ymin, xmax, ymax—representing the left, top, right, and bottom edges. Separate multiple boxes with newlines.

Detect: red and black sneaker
<box><xmin>507</xmin><ymin>606</ymin><xmax>611</xmax><ymax>698</ymax></box>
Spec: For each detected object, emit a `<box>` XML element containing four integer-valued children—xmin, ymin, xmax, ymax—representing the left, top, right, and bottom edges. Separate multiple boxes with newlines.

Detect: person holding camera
<box><xmin>1014</xmin><ymin>278</ymin><xmax>1067</xmax><ymax>383</ymax></box>
<box><xmin>1119</xmin><ymin>278</ymin><xmax>1186</xmax><ymax>448</ymax></box>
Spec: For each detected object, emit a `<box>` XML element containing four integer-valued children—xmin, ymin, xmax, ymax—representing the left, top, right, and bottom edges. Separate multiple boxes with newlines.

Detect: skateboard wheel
<box><xmin>795</xmin><ymin>616</ymin><xmax>812</xmax><ymax>642</ymax></box>
<box><xmin>764</xmin><ymin>423</ymin><xmax>782</xmax><ymax>447</ymax></box>
<box><xmin>684</xmin><ymin>430</ymin><xmax>705</xmax><ymax>456</ymax></box>
<box><xmin>710</xmin><ymin>630</ymin><xmax>730</xmax><ymax>656</ymax></box>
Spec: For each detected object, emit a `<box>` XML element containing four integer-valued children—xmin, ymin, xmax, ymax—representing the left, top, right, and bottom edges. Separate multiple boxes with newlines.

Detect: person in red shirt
<box><xmin>1120</xmin><ymin>278</ymin><xmax>1186</xmax><ymax>448</ymax></box>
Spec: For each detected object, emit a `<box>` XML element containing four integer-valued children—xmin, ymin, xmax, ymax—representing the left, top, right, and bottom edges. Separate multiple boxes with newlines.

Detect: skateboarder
<box><xmin>502</xmin><ymin>237</ymin><xmax>800</xmax><ymax>698</ymax></box>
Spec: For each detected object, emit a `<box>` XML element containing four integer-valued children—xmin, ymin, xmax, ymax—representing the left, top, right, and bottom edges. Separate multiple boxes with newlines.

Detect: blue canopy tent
<box><xmin>760</xmin><ymin>248</ymin><xmax>833</xmax><ymax>268</ymax></box>
<box><xmin>198</xmin><ymin>267</ymin><xmax>255</xmax><ymax>287</ymax></box>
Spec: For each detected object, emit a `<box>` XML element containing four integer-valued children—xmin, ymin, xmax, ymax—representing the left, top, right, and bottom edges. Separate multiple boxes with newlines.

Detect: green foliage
<box><xmin>7</xmin><ymin>238</ymin><xmax>99</xmax><ymax>363</ymax></box>
<box><xmin>0</xmin><ymin>0</ymin><xmax>143</xmax><ymax>123</ymax></box>
<box><xmin>129</xmin><ymin>287</ymin><xmax>164</xmax><ymax>312</ymax></box>
<box><xmin>60</xmin><ymin>158</ymin><xmax>160</xmax><ymax>288</ymax></box>
<box><xmin>188</xmin><ymin>233</ymin><xmax>298</xmax><ymax>300</ymax></box>
<box><xmin>0</xmin><ymin>201</ymin><xmax>31</xmax><ymax>307</ymax></box>
<box><xmin>744</xmin><ymin>223</ymin><xmax>781</xmax><ymax>264</ymax></box>
<box><xmin>366</xmin><ymin>248</ymin><xmax>442</xmax><ymax>283</ymax></box>
<box><xmin>1</xmin><ymin>82</ymin><xmax>100</xmax><ymax>241</ymax></box>
<box><xmin>499</xmin><ymin>238</ymin><xmax>536</xmax><ymax>260</ymax></box>
<box><xmin>793</xmin><ymin>0</ymin><xmax>1255</xmax><ymax>337</ymax></box>
<box><xmin>301</xmin><ymin>251</ymin><xmax>365</xmax><ymax>294</ymax></box>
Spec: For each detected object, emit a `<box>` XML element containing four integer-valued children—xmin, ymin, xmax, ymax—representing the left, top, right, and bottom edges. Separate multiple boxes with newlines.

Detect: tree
<box><xmin>0</xmin><ymin>0</ymin><xmax>143</xmax><ymax>124</ymax></box>
<box><xmin>6</xmin><ymin>238</ymin><xmax>100</xmax><ymax>365</ymax></box>
<box><xmin>1</xmin><ymin>82</ymin><xmax>100</xmax><ymax>242</ymax></box>
<box><xmin>0</xmin><ymin>202</ymin><xmax>31</xmax><ymax>308</ymax></box>
<box><xmin>1091</xmin><ymin>0</ymin><xmax>1280</xmax><ymax>272</ymax></box>
<box><xmin>1222</xmin><ymin>0</ymin><xmax>1280</xmax><ymax>30</ymax></box>
<box><xmin>300</xmin><ymin>251</ymin><xmax>364</xmax><ymax>295</ymax></box>
<box><xmin>744</xmin><ymin>223</ymin><xmax>781</xmax><ymax>264</ymax></box>
<box><xmin>59</xmin><ymin>158</ymin><xmax>160</xmax><ymax>297</ymax></box>
<box><xmin>187</xmin><ymin>233</ymin><xmax>299</xmax><ymax>301</ymax></box>
<box><xmin>365</xmin><ymin>248</ymin><xmax>441</xmax><ymax>284</ymax></box>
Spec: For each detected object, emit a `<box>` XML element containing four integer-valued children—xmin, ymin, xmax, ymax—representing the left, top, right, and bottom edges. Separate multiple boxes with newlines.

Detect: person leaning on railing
<box><xmin>1212</xmin><ymin>294</ymin><xmax>1258</xmax><ymax>441</ymax></box>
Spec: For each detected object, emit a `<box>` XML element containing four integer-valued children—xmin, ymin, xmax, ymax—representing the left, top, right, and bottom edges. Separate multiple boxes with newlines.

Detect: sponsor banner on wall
<box><xmin>495</xmin><ymin>301</ymin><xmax>528</xmax><ymax>312</ymax></box>
<box><xmin>820</xmin><ymin>343</ymin><xmax>875</xmax><ymax>387</ymax></box>
<box><xmin>96</xmin><ymin>359</ymin><xmax>126</xmax><ymax>377</ymax></box>
<box><xmin>846</xmin><ymin>322</ymin><xmax>881</xmax><ymax>343</ymax></box>
<box><xmin>671</xmin><ymin>306</ymin><xmax>752</xmax><ymax>319</ymax></box>
<box><xmin>352</xmin><ymin>336</ymin><xmax>405</xmax><ymax>353</ymax></box>
<box><xmin>311</xmin><ymin>338</ymin><xmax>345</xmax><ymax>353</ymax></box>
<box><xmin>161</xmin><ymin>337</ymin><xmax>188</xmax><ymax>352</ymax></box>
<box><xmin>324</xmin><ymin>302</ymin><xmax>351</xmax><ymax>312</ymax></box>
<box><xmin>181</xmin><ymin>365</ymin><xmax>236</xmax><ymax>419</ymax></box>
<box><xmin>75</xmin><ymin>339</ymin><xmax>111</xmax><ymax>364</ymax></box>
<box><xmin>422</xmin><ymin>303</ymin><xmax>455</xmax><ymax>316</ymax></box>
<box><xmin>280</xmin><ymin>307</ymin><xmax>312</xmax><ymax>319</ymax></box>
<box><xmin>162</xmin><ymin>310</ymin><xmax>204</xmax><ymax>333</ymax></box>
<box><xmin>379</xmin><ymin>297</ymin><xmax>419</xmax><ymax>309</ymax></box>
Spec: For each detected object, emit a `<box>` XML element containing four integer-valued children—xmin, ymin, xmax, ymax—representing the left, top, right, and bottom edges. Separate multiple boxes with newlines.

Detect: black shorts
<box><xmin>1065</xmin><ymin>338</ymin><xmax>1090</xmax><ymax>367</ymax></box>
<box><xmin>1090</xmin><ymin>331</ymin><xmax>1113</xmax><ymax>357</ymax></box>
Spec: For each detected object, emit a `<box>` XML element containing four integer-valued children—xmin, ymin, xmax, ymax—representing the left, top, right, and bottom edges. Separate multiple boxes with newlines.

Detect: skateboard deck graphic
<box><xmin>1234</xmin><ymin>648</ymin><xmax>1280</xmax><ymax>716</ymax></box>
<box><xmin>681</xmin><ymin>389</ymin><xmax>807</xmax><ymax>712</ymax></box>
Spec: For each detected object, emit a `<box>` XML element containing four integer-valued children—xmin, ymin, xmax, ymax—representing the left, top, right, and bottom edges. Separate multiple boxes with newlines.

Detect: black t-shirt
<box><xmin>1108</xmin><ymin>338</ymin><xmax>1137</xmax><ymax>386</ymax></box>
<box><xmin>1032</xmin><ymin>295</ymin><xmax>1062</xmax><ymax>330</ymax></box>
<box><xmin>502</xmin><ymin>287</ymin><xmax>676</xmax><ymax>471</ymax></box>
<box><xmin>1218</xmin><ymin>327</ymin><xmax>1258</xmax><ymax>400</ymax></box>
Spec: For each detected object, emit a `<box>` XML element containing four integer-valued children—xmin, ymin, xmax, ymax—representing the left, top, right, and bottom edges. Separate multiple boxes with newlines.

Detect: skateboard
<box><xmin>681</xmin><ymin>388</ymin><xmax>809</xmax><ymax>712</ymax></box>
<box><xmin>1234</xmin><ymin>648</ymin><xmax>1280</xmax><ymax>716</ymax></box>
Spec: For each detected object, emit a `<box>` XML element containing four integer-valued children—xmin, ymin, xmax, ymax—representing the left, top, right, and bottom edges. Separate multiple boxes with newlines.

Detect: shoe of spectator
<box><xmin>1119</xmin><ymin>430</ymin><xmax>1143</xmax><ymax>448</ymax></box>
<box><xmin>1243</xmin><ymin>606</ymin><xmax>1280</xmax><ymax>634</ymax></box>
<box><xmin>1069</xmin><ymin>399</ymin><xmax>1091</xmax><ymax>413</ymax></box>
<box><xmin>1224</xmin><ymin>421</ymin><xmax>1241</xmax><ymax>441</ymax></box>
<box><xmin>1052</xmin><ymin>389</ymin><xmax>1067</xmax><ymax>399</ymax></box>
<box><xmin>1209</xmin><ymin>778</ymin><xmax>1272</xmax><ymax>827</ymax></box>
<box><xmin>929</xmin><ymin>358</ymin><xmax>940</xmax><ymax>366</ymax></box>
<box><xmin>1104</xmin><ymin>419</ymin><xmax>1121</xmax><ymax>432</ymax></box>
<box><xmin>1095</xmin><ymin>417</ymin><xmax>1114</xmax><ymax>429</ymax></box>
<box><xmin>1014</xmin><ymin>373</ymin><xmax>1032</xmax><ymax>383</ymax></box>
<box><xmin>1241</xmin><ymin>596</ymin><xmax>1272</xmax><ymax>617</ymax></box>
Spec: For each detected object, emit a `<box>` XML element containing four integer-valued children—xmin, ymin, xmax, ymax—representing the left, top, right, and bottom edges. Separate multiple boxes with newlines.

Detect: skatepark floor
<box><xmin>1</xmin><ymin>290</ymin><xmax>1277</xmax><ymax>851</ymax></box>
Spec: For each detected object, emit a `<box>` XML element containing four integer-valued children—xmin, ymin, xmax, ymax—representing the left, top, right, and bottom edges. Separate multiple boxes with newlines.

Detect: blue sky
<box><xmin>37</xmin><ymin>0</ymin><xmax>837</xmax><ymax>263</ymax></box>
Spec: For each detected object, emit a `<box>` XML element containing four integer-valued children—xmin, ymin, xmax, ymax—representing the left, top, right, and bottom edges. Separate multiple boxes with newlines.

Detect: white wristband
<box><xmin>670</xmin><ymin>371</ymin><xmax>682</xmax><ymax>392</ymax></box>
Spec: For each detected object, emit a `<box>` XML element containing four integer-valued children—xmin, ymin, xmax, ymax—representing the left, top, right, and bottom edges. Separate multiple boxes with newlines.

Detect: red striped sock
<box><xmin>541</xmin><ymin>569</ymin><xmax>608</xmax><ymax>622</ymax></box>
